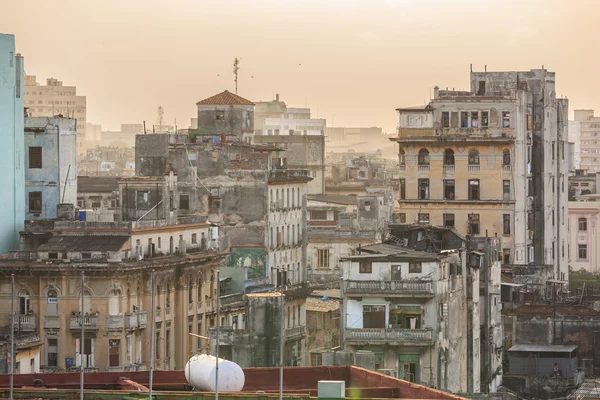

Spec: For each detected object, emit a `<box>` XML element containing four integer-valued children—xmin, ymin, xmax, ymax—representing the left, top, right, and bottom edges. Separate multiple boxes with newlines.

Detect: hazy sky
<box><xmin>2</xmin><ymin>0</ymin><xmax>599</xmax><ymax>132</ymax></box>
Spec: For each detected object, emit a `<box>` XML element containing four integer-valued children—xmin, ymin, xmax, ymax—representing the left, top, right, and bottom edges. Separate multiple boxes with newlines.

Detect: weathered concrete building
<box><xmin>340</xmin><ymin>243</ymin><xmax>481</xmax><ymax>393</ymax></box>
<box><xmin>574</xmin><ymin>110</ymin><xmax>600</xmax><ymax>173</ymax></box>
<box><xmin>77</xmin><ymin>176</ymin><xmax>120</xmax><ymax>219</ymax></box>
<box><xmin>254</xmin><ymin>95</ymin><xmax>326</xmax><ymax>194</ymax></box>
<box><xmin>306</xmin><ymin>193</ymin><xmax>392</xmax><ymax>282</ymax></box>
<box><xmin>0</xmin><ymin>34</ymin><xmax>25</xmax><ymax>253</ymax></box>
<box><xmin>569</xmin><ymin>169</ymin><xmax>598</xmax><ymax>199</ymax></box>
<box><xmin>306</xmin><ymin>290</ymin><xmax>341</xmax><ymax>366</ymax></box>
<box><xmin>568</xmin><ymin>201</ymin><xmax>600</xmax><ymax>273</ymax></box>
<box><xmin>24</xmin><ymin>117</ymin><xmax>77</xmax><ymax>220</ymax></box>
<box><xmin>392</xmin><ymin>68</ymin><xmax>569</xmax><ymax>295</ymax></box>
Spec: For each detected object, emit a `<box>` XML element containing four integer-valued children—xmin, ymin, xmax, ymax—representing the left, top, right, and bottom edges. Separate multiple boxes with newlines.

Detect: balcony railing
<box><xmin>11</xmin><ymin>313</ymin><xmax>37</xmax><ymax>332</ymax></box>
<box><xmin>285</xmin><ymin>325</ymin><xmax>306</xmax><ymax>340</ymax></box>
<box><xmin>106</xmin><ymin>315</ymin><xmax>123</xmax><ymax>331</ymax></box>
<box><xmin>70</xmin><ymin>314</ymin><xmax>99</xmax><ymax>331</ymax></box>
<box><xmin>344</xmin><ymin>280</ymin><xmax>433</xmax><ymax>295</ymax></box>
<box><xmin>443</xmin><ymin>165</ymin><xmax>455</xmax><ymax>173</ymax></box>
<box><xmin>308</xmin><ymin>220</ymin><xmax>337</xmax><ymax>227</ymax></box>
<box><xmin>345</xmin><ymin>328</ymin><xmax>433</xmax><ymax>343</ymax></box>
<box><xmin>417</xmin><ymin>165</ymin><xmax>430</xmax><ymax>172</ymax></box>
<box><xmin>468</xmin><ymin>165</ymin><xmax>480</xmax><ymax>172</ymax></box>
<box><xmin>44</xmin><ymin>315</ymin><xmax>60</xmax><ymax>330</ymax></box>
<box><xmin>221</xmin><ymin>292</ymin><xmax>245</xmax><ymax>306</ymax></box>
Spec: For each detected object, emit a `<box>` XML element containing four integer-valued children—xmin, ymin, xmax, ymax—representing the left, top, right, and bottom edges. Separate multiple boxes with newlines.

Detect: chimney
<box><xmin>275</xmin><ymin>93</ymin><xmax>279</xmax><ymax>102</ymax></box>
<box><xmin>433</xmin><ymin>86</ymin><xmax>440</xmax><ymax>99</ymax></box>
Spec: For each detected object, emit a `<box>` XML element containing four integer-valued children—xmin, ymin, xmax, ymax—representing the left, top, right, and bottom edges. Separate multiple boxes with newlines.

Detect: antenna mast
<box><xmin>156</xmin><ymin>106</ymin><xmax>165</xmax><ymax>133</ymax></box>
<box><xmin>233</xmin><ymin>57</ymin><xmax>240</xmax><ymax>94</ymax></box>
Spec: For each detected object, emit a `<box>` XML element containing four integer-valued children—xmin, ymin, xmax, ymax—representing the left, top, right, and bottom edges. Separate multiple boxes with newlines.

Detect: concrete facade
<box><xmin>568</xmin><ymin>201</ymin><xmax>600</xmax><ymax>273</ymax></box>
<box><xmin>0</xmin><ymin>34</ymin><xmax>25</xmax><ymax>253</ymax></box>
<box><xmin>24</xmin><ymin>117</ymin><xmax>77</xmax><ymax>220</ymax></box>
<box><xmin>24</xmin><ymin>75</ymin><xmax>87</xmax><ymax>154</ymax></box>
<box><xmin>340</xmin><ymin>246</ymin><xmax>480</xmax><ymax>393</ymax></box>
<box><xmin>393</xmin><ymin>69</ymin><xmax>569</xmax><ymax>296</ymax></box>
<box><xmin>574</xmin><ymin>110</ymin><xmax>600</xmax><ymax>173</ymax></box>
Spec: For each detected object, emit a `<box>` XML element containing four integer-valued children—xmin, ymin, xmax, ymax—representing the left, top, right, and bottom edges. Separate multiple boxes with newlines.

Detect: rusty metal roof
<box><xmin>196</xmin><ymin>90</ymin><xmax>254</xmax><ymax>106</ymax></box>
<box><xmin>38</xmin><ymin>235</ymin><xmax>130</xmax><ymax>252</ymax></box>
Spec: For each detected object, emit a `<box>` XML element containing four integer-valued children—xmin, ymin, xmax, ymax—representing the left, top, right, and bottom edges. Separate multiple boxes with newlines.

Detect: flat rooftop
<box><xmin>0</xmin><ymin>366</ymin><xmax>467</xmax><ymax>400</ymax></box>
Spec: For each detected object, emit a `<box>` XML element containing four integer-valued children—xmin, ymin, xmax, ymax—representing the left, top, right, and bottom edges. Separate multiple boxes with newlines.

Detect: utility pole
<box><xmin>149</xmin><ymin>270</ymin><xmax>155</xmax><ymax>400</ymax></box>
<box><xmin>9</xmin><ymin>274</ymin><xmax>14</xmax><ymax>400</ymax></box>
<box><xmin>215</xmin><ymin>266</ymin><xmax>220</xmax><ymax>400</ymax></box>
<box><xmin>233</xmin><ymin>58</ymin><xmax>240</xmax><ymax>95</ymax></box>
<box><xmin>279</xmin><ymin>292</ymin><xmax>284</xmax><ymax>400</ymax></box>
<box><xmin>80</xmin><ymin>271</ymin><xmax>85</xmax><ymax>400</ymax></box>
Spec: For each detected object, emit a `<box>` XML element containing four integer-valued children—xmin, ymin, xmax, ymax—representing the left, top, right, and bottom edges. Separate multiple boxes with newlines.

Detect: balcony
<box><xmin>106</xmin><ymin>315</ymin><xmax>123</xmax><ymax>331</ymax></box>
<box><xmin>345</xmin><ymin>328</ymin><xmax>434</xmax><ymax>345</ymax></box>
<box><xmin>417</xmin><ymin>165</ymin><xmax>430</xmax><ymax>172</ymax></box>
<box><xmin>308</xmin><ymin>220</ymin><xmax>338</xmax><ymax>228</ymax></box>
<box><xmin>70</xmin><ymin>314</ymin><xmax>99</xmax><ymax>332</ymax></box>
<box><xmin>344</xmin><ymin>280</ymin><xmax>434</xmax><ymax>297</ymax></box>
<box><xmin>443</xmin><ymin>165</ymin><xmax>455</xmax><ymax>174</ymax></box>
<box><xmin>44</xmin><ymin>315</ymin><xmax>60</xmax><ymax>330</ymax></box>
<box><xmin>396</xmin><ymin>127</ymin><xmax>515</xmax><ymax>141</ymax></box>
<box><xmin>468</xmin><ymin>165</ymin><xmax>480</xmax><ymax>173</ymax></box>
<box><xmin>197</xmin><ymin>301</ymin><xmax>203</xmax><ymax>314</ymax></box>
<box><xmin>11</xmin><ymin>313</ymin><xmax>37</xmax><ymax>332</ymax></box>
<box><xmin>285</xmin><ymin>325</ymin><xmax>306</xmax><ymax>341</ymax></box>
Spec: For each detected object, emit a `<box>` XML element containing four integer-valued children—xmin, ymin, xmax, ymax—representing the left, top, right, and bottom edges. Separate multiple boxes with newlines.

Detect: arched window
<box><xmin>468</xmin><ymin>149</ymin><xmax>480</xmax><ymax>165</ymax></box>
<box><xmin>503</xmin><ymin>149</ymin><xmax>511</xmax><ymax>166</ymax></box>
<box><xmin>18</xmin><ymin>290</ymin><xmax>30</xmax><ymax>315</ymax></box>
<box><xmin>108</xmin><ymin>290</ymin><xmax>121</xmax><ymax>316</ymax></box>
<box><xmin>188</xmin><ymin>277</ymin><xmax>193</xmax><ymax>304</ymax></box>
<box><xmin>165</xmin><ymin>282</ymin><xmax>171</xmax><ymax>308</ymax></box>
<box><xmin>444</xmin><ymin>149</ymin><xmax>455</xmax><ymax>165</ymax></box>
<box><xmin>399</xmin><ymin>149</ymin><xmax>406</xmax><ymax>165</ymax></box>
<box><xmin>418</xmin><ymin>149</ymin><xmax>430</xmax><ymax>165</ymax></box>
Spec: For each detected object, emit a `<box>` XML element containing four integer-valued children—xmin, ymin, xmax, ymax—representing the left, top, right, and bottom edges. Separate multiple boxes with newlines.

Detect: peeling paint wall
<box><xmin>24</xmin><ymin>117</ymin><xmax>77</xmax><ymax>220</ymax></box>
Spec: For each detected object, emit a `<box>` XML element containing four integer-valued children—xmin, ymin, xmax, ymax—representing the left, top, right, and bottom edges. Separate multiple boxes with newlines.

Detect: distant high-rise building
<box><xmin>0</xmin><ymin>34</ymin><xmax>25</xmax><ymax>253</ymax></box>
<box><xmin>24</xmin><ymin>75</ymin><xmax>87</xmax><ymax>154</ymax></box>
<box><xmin>573</xmin><ymin>110</ymin><xmax>600</xmax><ymax>173</ymax></box>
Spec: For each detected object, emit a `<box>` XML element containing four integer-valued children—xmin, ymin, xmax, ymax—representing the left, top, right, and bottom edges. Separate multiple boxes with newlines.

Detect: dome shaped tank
<box><xmin>184</xmin><ymin>354</ymin><xmax>245</xmax><ymax>392</ymax></box>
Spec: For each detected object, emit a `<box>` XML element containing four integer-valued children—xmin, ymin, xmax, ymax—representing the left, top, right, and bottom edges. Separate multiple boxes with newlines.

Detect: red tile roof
<box><xmin>196</xmin><ymin>90</ymin><xmax>254</xmax><ymax>106</ymax></box>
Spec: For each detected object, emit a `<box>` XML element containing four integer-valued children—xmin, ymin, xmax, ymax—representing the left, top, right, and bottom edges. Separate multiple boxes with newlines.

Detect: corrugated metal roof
<box><xmin>508</xmin><ymin>344</ymin><xmax>578</xmax><ymax>353</ymax></box>
<box><xmin>38</xmin><ymin>235</ymin><xmax>130</xmax><ymax>252</ymax></box>
<box><xmin>196</xmin><ymin>90</ymin><xmax>254</xmax><ymax>106</ymax></box>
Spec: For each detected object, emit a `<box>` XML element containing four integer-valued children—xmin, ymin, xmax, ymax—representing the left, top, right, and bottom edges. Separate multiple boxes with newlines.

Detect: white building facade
<box><xmin>568</xmin><ymin>201</ymin><xmax>600</xmax><ymax>273</ymax></box>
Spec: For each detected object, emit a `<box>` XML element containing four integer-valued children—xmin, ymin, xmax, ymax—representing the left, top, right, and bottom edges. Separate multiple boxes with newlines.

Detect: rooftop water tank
<box><xmin>184</xmin><ymin>354</ymin><xmax>245</xmax><ymax>392</ymax></box>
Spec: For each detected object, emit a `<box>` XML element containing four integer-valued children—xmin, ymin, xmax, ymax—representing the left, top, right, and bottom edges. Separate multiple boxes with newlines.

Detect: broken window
<box><xmin>441</xmin><ymin>112</ymin><xmax>450</xmax><ymax>128</ymax></box>
<box><xmin>468</xmin><ymin>179</ymin><xmax>480</xmax><ymax>200</ymax></box>
<box><xmin>418</xmin><ymin>179</ymin><xmax>429</xmax><ymax>200</ymax></box>
<box><xmin>460</xmin><ymin>111</ymin><xmax>469</xmax><ymax>128</ymax></box>
<box><xmin>362</xmin><ymin>305</ymin><xmax>385</xmax><ymax>328</ymax></box>
<box><xmin>481</xmin><ymin>111</ymin><xmax>489</xmax><ymax>127</ymax></box>
<box><xmin>503</xmin><ymin>149</ymin><xmax>511</xmax><ymax>166</ymax></box>
<box><xmin>29</xmin><ymin>191</ymin><xmax>42</xmax><ymax>213</ymax></box>
<box><xmin>209</xmin><ymin>196</ymin><xmax>221</xmax><ymax>213</ymax></box>
<box><xmin>579</xmin><ymin>217</ymin><xmax>588</xmax><ymax>231</ymax></box>
<box><xmin>471</xmin><ymin>111</ymin><xmax>479</xmax><ymax>128</ymax></box>
<box><xmin>28</xmin><ymin>147</ymin><xmax>42</xmax><ymax>169</ymax></box>
<box><xmin>409</xmin><ymin>262</ymin><xmax>422</xmax><ymax>273</ymax></box>
<box><xmin>399</xmin><ymin>179</ymin><xmax>406</xmax><ymax>200</ymax></box>
<box><xmin>179</xmin><ymin>194</ymin><xmax>189</xmax><ymax>210</ymax></box>
<box><xmin>136</xmin><ymin>191</ymin><xmax>150</xmax><ymax>210</ymax></box>
<box><xmin>468</xmin><ymin>214</ymin><xmax>480</xmax><ymax>235</ymax></box>
<box><xmin>502</xmin><ymin>111</ymin><xmax>511</xmax><ymax>128</ymax></box>
<box><xmin>359</xmin><ymin>261</ymin><xmax>372</xmax><ymax>274</ymax></box>
<box><xmin>503</xmin><ymin>214</ymin><xmax>511</xmax><ymax>235</ymax></box>
<box><xmin>443</xmin><ymin>213</ymin><xmax>455</xmax><ymax>228</ymax></box>
<box><xmin>215</xmin><ymin>110</ymin><xmax>225</xmax><ymax>120</ymax></box>
<box><xmin>444</xmin><ymin>149</ymin><xmax>455</xmax><ymax>165</ymax></box>
<box><xmin>418</xmin><ymin>213</ymin><xmax>429</xmax><ymax>224</ymax></box>
<box><xmin>444</xmin><ymin>179</ymin><xmax>455</xmax><ymax>200</ymax></box>
<box><xmin>317</xmin><ymin>249</ymin><xmax>329</xmax><ymax>269</ymax></box>
<box><xmin>310</xmin><ymin>210</ymin><xmax>327</xmax><ymax>220</ymax></box>
<box><xmin>47</xmin><ymin>338</ymin><xmax>58</xmax><ymax>367</ymax></box>
<box><xmin>503</xmin><ymin>249</ymin><xmax>510</xmax><ymax>265</ymax></box>
<box><xmin>418</xmin><ymin>149</ymin><xmax>430</xmax><ymax>165</ymax></box>
<box><xmin>468</xmin><ymin>149</ymin><xmax>480</xmax><ymax>165</ymax></box>
<box><xmin>503</xmin><ymin>180</ymin><xmax>510</xmax><ymax>201</ymax></box>
<box><xmin>477</xmin><ymin>81</ymin><xmax>486</xmax><ymax>96</ymax></box>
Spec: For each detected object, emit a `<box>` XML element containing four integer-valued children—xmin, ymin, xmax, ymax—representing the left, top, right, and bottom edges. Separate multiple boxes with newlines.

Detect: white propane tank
<box><xmin>184</xmin><ymin>354</ymin><xmax>245</xmax><ymax>392</ymax></box>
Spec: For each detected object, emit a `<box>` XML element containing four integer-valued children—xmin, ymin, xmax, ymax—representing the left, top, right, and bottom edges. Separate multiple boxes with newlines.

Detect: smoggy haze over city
<box><xmin>2</xmin><ymin>0</ymin><xmax>599</xmax><ymax>132</ymax></box>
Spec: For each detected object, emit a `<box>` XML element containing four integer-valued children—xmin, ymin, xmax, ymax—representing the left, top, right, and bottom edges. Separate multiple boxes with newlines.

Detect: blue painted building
<box><xmin>24</xmin><ymin>117</ymin><xmax>77</xmax><ymax>220</ymax></box>
<box><xmin>0</xmin><ymin>34</ymin><xmax>25</xmax><ymax>253</ymax></box>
